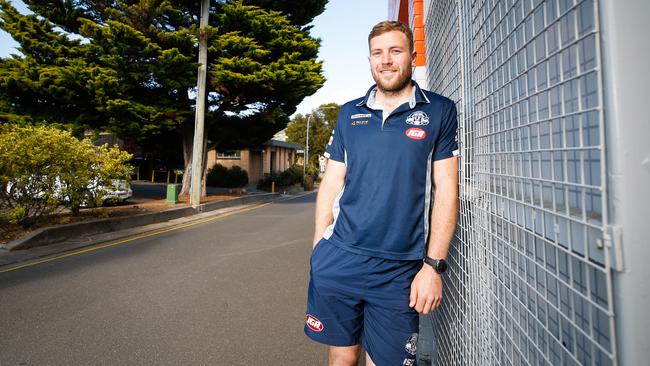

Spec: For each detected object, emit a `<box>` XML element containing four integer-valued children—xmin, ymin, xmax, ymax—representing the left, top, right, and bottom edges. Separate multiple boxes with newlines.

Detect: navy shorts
<box><xmin>304</xmin><ymin>239</ymin><xmax>422</xmax><ymax>366</ymax></box>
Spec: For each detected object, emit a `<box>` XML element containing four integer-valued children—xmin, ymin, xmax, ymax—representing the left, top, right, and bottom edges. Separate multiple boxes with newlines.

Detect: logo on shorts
<box><xmin>405</xmin><ymin>111</ymin><xmax>429</xmax><ymax>125</ymax></box>
<box><xmin>405</xmin><ymin>128</ymin><xmax>426</xmax><ymax>140</ymax></box>
<box><xmin>403</xmin><ymin>359</ymin><xmax>415</xmax><ymax>366</ymax></box>
<box><xmin>305</xmin><ymin>314</ymin><xmax>324</xmax><ymax>332</ymax></box>
<box><xmin>405</xmin><ymin>333</ymin><xmax>418</xmax><ymax>355</ymax></box>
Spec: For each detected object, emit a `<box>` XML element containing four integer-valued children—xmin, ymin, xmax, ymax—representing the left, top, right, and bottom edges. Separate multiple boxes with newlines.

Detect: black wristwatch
<box><xmin>423</xmin><ymin>256</ymin><xmax>448</xmax><ymax>274</ymax></box>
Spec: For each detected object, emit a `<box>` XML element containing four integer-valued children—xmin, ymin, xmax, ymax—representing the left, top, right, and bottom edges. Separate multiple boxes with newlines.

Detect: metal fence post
<box><xmin>599</xmin><ymin>1</ymin><xmax>650</xmax><ymax>364</ymax></box>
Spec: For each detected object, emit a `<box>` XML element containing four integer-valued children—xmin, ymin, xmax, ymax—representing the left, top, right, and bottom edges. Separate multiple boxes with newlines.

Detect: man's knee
<box><xmin>328</xmin><ymin>345</ymin><xmax>360</xmax><ymax>366</ymax></box>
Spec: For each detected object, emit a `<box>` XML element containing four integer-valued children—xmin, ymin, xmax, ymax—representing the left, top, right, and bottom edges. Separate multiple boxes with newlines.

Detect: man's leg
<box><xmin>362</xmin><ymin>259</ymin><xmax>422</xmax><ymax>366</ymax></box>
<box><xmin>305</xmin><ymin>241</ymin><xmax>364</xmax><ymax>361</ymax></box>
<box><xmin>364</xmin><ymin>351</ymin><xmax>377</xmax><ymax>366</ymax></box>
<box><xmin>363</xmin><ymin>304</ymin><xmax>419</xmax><ymax>366</ymax></box>
<box><xmin>328</xmin><ymin>345</ymin><xmax>361</xmax><ymax>366</ymax></box>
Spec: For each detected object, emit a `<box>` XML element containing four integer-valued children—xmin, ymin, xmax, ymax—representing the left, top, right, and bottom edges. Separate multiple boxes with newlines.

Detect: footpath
<box><xmin>0</xmin><ymin>188</ymin><xmax>311</xmax><ymax>272</ymax></box>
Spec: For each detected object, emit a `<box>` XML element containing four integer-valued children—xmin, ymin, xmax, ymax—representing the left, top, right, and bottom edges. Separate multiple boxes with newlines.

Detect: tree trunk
<box><xmin>180</xmin><ymin>123</ymin><xmax>208</xmax><ymax>197</ymax></box>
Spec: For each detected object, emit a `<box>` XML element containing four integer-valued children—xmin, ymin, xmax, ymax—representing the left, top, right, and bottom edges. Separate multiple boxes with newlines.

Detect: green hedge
<box><xmin>1</xmin><ymin>124</ymin><xmax>132</xmax><ymax>228</ymax></box>
<box><xmin>206</xmin><ymin>164</ymin><xmax>248</xmax><ymax>188</ymax></box>
<box><xmin>257</xmin><ymin>165</ymin><xmax>305</xmax><ymax>191</ymax></box>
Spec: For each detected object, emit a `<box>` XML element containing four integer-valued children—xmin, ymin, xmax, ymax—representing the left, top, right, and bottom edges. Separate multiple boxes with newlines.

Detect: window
<box><xmin>217</xmin><ymin>150</ymin><xmax>240</xmax><ymax>159</ymax></box>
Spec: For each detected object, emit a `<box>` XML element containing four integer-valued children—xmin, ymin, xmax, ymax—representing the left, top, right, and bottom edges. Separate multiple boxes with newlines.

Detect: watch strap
<box><xmin>423</xmin><ymin>256</ymin><xmax>447</xmax><ymax>274</ymax></box>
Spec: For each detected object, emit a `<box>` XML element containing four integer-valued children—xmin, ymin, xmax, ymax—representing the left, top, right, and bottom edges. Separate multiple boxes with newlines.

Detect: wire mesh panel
<box><xmin>423</xmin><ymin>0</ymin><xmax>616</xmax><ymax>365</ymax></box>
<box><xmin>425</xmin><ymin>0</ymin><xmax>491</xmax><ymax>364</ymax></box>
<box><xmin>425</xmin><ymin>0</ymin><xmax>478</xmax><ymax>364</ymax></box>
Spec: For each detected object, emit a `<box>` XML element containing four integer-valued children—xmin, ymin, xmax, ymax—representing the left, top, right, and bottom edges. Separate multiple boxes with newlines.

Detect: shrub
<box><xmin>277</xmin><ymin>165</ymin><xmax>304</xmax><ymax>187</ymax></box>
<box><xmin>206</xmin><ymin>164</ymin><xmax>229</xmax><ymax>187</ymax></box>
<box><xmin>0</xmin><ymin>125</ymin><xmax>132</xmax><ymax>228</ymax></box>
<box><xmin>59</xmin><ymin>142</ymin><xmax>133</xmax><ymax>213</ymax></box>
<box><xmin>303</xmin><ymin>175</ymin><xmax>315</xmax><ymax>191</ymax></box>
<box><xmin>206</xmin><ymin>164</ymin><xmax>248</xmax><ymax>188</ymax></box>
<box><xmin>303</xmin><ymin>165</ymin><xmax>319</xmax><ymax>191</ymax></box>
<box><xmin>228</xmin><ymin>166</ymin><xmax>249</xmax><ymax>188</ymax></box>
<box><xmin>256</xmin><ymin>172</ymin><xmax>278</xmax><ymax>191</ymax></box>
<box><xmin>257</xmin><ymin>165</ymin><xmax>305</xmax><ymax>191</ymax></box>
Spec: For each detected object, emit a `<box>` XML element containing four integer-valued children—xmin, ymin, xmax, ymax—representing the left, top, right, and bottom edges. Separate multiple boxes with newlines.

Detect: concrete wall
<box><xmin>213</xmin><ymin>150</ymin><xmax>251</xmax><ymax>172</ymax></box>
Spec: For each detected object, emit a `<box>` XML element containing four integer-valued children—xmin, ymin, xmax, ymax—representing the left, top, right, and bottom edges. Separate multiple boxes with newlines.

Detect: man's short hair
<box><xmin>368</xmin><ymin>21</ymin><xmax>414</xmax><ymax>53</ymax></box>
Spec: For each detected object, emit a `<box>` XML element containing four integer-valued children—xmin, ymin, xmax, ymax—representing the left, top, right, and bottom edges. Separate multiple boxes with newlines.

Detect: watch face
<box><xmin>437</xmin><ymin>260</ymin><xmax>448</xmax><ymax>273</ymax></box>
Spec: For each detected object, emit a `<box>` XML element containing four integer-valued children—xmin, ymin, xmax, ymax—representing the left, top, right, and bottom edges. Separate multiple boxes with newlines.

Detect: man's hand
<box><xmin>409</xmin><ymin>264</ymin><xmax>443</xmax><ymax>314</ymax></box>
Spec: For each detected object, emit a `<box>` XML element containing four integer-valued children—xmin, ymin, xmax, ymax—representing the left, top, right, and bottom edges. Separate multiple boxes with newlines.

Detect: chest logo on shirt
<box><xmin>405</xmin><ymin>128</ymin><xmax>427</xmax><ymax>140</ymax></box>
<box><xmin>405</xmin><ymin>111</ymin><xmax>430</xmax><ymax>126</ymax></box>
<box><xmin>351</xmin><ymin>113</ymin><xmax>371</xmax><ymax>119</ymax></box>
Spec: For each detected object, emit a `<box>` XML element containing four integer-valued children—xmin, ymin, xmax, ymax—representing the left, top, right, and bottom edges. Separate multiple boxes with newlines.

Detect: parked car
<box><xmin>87</xmin><ymin>178</ymin><xmax>133</xmax><ymax>206</ymax></box>
<box><xmin>5</xmin><ymin>176</ymin><xmax>132</xmax><ymax>207</ymax></box>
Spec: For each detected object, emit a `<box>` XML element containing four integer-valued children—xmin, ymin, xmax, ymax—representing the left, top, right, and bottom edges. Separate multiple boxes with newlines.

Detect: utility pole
<box><xmin>304</xmin><ymin>113</ymin><xmax>312</xmax><ymax>178</ymax></box>
<box><xmin>190</xmin><ymin>0</ymin><xmax>210</xmax><ymax>208</ymax></box>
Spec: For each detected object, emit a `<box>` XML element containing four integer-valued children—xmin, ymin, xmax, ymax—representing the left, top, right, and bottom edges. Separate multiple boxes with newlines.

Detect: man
<box><xmin>304</xmin><ymin>21</ymin><xmax>459</xmax><ymax>366</ymax></box>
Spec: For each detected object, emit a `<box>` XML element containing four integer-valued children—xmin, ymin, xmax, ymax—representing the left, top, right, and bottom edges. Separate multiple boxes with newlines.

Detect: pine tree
<box><xmin>0</xmin><ymin>0</ymin><xmax>326</xmax><ymax>194</ymax></box>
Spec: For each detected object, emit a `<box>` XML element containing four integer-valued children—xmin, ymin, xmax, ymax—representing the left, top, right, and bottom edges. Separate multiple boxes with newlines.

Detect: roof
<box><xmin>263</xmin><ymin>139</ymin><xmax>302</xmax><ymax>150</ymax></box>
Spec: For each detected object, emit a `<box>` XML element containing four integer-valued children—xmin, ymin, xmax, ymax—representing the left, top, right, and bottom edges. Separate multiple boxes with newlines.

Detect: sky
<box><xmin>0</xmin><ymin>1</ymin><xmax>29</xmax><ymax>58</ymax></box>
<box><xmin>293</xmin><ymin>0</ymin><xmax>388</xmax><ymax>116</ymax></box>
<box><xmin>0</xmin><ymin>0</ymin><xmax>388</xmax><ymax>116</ymax></box>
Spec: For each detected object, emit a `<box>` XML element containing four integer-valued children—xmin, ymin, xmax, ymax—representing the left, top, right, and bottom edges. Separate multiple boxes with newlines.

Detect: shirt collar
<box><xmin>356</xmin><ymin>81</ymin><xmax>430</xmax><ymax>109</ymax></box>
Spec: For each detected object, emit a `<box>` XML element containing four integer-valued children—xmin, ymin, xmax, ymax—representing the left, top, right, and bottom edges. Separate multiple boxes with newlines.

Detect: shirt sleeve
<box><xmin>433</xmin><ymin>101</ymin><xmax>459</xmax><ymax>161</ymax></box>
<box><xmin>323</xmin><ymin>111</ymin><xmax>346</xmax><ymax>163</ymax></box>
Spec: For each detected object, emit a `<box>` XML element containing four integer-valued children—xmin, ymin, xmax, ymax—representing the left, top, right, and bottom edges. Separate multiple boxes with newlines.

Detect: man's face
<box><xmin>368</xmin><ymin>30</ymin><xmax>416</xmax><ymax>93</ymax></box>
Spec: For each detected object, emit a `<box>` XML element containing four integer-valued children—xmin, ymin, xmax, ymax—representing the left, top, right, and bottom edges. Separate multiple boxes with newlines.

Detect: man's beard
<box><xmin>373</xmin><ymin>67</ymin><xmax>413</xmax><ymax>94</ymax></box>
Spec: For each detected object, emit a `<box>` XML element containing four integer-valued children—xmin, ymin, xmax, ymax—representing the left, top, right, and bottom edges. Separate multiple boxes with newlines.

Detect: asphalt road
<box><xmin>0</xmin><ymin>193</ymin><xmax>326</xmax><ymax>365</ymax></box>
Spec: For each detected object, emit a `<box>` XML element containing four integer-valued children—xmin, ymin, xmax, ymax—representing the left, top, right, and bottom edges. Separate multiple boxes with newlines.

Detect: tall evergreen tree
<box><xmin>0</xmin><ymin>0</ymin><xmax>326</xmax><ymax>194</ymax></box>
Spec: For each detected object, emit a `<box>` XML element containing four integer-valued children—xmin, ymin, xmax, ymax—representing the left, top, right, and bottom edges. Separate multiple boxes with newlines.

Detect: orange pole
<box><xmin>167</xmin><ymin>170</ymin><xmax>170</xmax><ymax>184</ymax></box>
<box><xmin>151</xmin><ymin>170</ymin><xmax>155</xmax><ymax>183</ymax></box>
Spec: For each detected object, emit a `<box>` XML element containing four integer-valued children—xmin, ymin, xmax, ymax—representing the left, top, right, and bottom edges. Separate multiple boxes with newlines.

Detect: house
<box><xmin>207</xmin><ymin>139</ymin><xmax>303</xmax><ymax>185</ymax></box>
<box><xmin>85</xmin><ymin>131</ymin><xmax>304</xmax><ymax>185</ymax></box>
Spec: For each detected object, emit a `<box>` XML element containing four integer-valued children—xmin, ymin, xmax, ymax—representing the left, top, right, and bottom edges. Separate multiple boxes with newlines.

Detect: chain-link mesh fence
<box><xmin>422</xmin><ymin>0</ymin><xmax>616</xmax><ymax>364</ymax></box>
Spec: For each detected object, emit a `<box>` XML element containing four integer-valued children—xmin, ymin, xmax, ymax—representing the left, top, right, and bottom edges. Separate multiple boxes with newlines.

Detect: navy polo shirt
<box><xmin>322</xmin><ymin>82</ymin><xmax>458</xmax><ymax>260</ymax></box>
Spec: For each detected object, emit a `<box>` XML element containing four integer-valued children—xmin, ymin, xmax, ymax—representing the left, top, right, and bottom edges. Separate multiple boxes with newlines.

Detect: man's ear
<box><xmin>411</xmin><ymin>51</ymin><xmax>417</xmax><ymax>67</ymax></box>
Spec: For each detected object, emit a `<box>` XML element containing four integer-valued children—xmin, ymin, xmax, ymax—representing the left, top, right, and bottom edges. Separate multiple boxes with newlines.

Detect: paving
<box><xmin>0</xmin><ymin>183</ymin><xmax>280</xmax><ymax>255</ymax></box>
<box><xmin>0</xmin><ymin>201</ymin><xmax>271</xmax><ymax>270</ymax></box>
<box><xmin>0</xmin><ymin>189</ymin><xmax>435</xmax><ymax>365</ymax></box>
<box><xmin>0</xmin><ymin>192</ymin><xmax>327</xmax><ymax>365</ymax></box>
